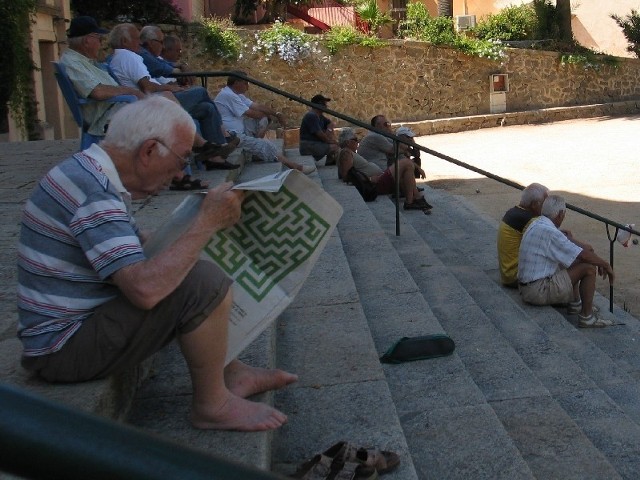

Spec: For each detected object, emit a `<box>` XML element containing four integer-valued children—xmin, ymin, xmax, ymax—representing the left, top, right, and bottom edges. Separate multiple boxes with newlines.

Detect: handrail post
<box><xmin>606</xmin><ymin>224</ymin><xmax>618</xmax><ymax>313</ymax></box>
<box><xmin>394</xmin><ymin>140</ymin><xmax>400</xmax><ymax>236</ymax></box>
<box><xmin>609</xmin><ymin>241</ymin><xmax>614</xmax><ymax>313</ymax></box>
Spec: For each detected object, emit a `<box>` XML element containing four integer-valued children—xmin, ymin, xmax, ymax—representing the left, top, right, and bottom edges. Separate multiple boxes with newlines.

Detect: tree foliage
<box><xmin>71</xmin><ymin>0</ymin><xmax>183</xmax><ymax>24</ymax></box>
<box><xmin>611</xmin><ymin>9</ymin><xmax>640</xmax><ymax>58</ymax></box>
<box><xmin>0</xmin><ymin>0</ymin><xmax>38</xmax><ymax>138</ymax></box>
<box><xmin>473</xmin><ymin>3</ymin><xmax>537</xmax><ymax>41</ymax></box>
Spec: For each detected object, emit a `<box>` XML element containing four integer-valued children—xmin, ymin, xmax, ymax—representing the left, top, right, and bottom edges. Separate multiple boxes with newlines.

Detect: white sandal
<box><xmin>568</xmin><ymin>301</ymin><xmax>599</xmax><ymax>315</ymax></box>
<box><xmin>578</xmin><ymin>312</ymin><xmax>614</xmax><ymax>328</ymax></box>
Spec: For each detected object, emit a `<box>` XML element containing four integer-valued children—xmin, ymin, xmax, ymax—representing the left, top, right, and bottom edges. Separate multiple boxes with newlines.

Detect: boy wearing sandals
<box><xmin>517</xmin><ymin>195</ymin><xmax>615</xmax><ymax>328</ymax></box>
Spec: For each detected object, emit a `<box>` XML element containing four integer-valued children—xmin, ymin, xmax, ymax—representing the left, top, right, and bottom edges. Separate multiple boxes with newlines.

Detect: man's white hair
<box><xmin>520</xmin><ymin>182</ymin><xmax>549</xmax><ymax>208</ymax></box>
<box><xmin>541</xmin><ymin>194</ymin><xmax>566</xmax><ymax>219</ymax></box>
<box><xmin>109</xmin><ymin>23</ymin><xmax>135</xmax><ymax>49</ymax></box>
<box><xmin>338</xmin><ymin>127</ymin><xmax>356</xmax><ymax>147</ymax></box>
<box><xmin>140</xmin><ymin>25</ymin><xmax>162</xmax><ymax>44</ymax></box>
<box><xmin>101</xmin><ymin>96</ymin><xmax>195</xmax><ymax>152</ymax></box>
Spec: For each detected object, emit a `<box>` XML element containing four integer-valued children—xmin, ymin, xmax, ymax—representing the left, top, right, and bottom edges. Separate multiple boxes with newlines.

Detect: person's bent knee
<box><xmin>568</xmin><ymin>262</ymin><xmax>596</xmax><ymax>283</ymax></box>
<box><xmin>176</xmin><ymin>260</ymin><xmax>233</xmax><ymax>335</ymax></box>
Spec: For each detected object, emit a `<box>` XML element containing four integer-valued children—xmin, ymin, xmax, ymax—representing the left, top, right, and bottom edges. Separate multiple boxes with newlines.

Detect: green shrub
<box><xmin>323</xmin><ymin>25</ymin><xmax>385</xmax><ymax>55</ymax></box>
<box><xmin>197</xmin><ymin>17</ymin><xmax>242</xmax><ymax>60</ymax></box>
<box><xmin>399</xmin><ymin>2</ymin><xmax>457</xmax><ymax>45</ymax></box>
<box><xmin>398</xmin><ymin>2</ymin><xmax>505</xmax><ymax>61</ymax></box>
<box><xmin>611</xmin><ymin>9</ymin><xmax>640</xmax><ymax>58</ymax></box>
<box><xmin>355</xmin><ymin>0</ymin><xmax>393</xmax><ymax>33</ymax></box>
<box><xmin>254</xmin><ymin>21</ymin><xmax>319</xmax><ymax>65</ymax></box>
<box><xmin>472</xmin><ymin>3</ymin><xmax>537</xmax><ymax>41</ymax></box>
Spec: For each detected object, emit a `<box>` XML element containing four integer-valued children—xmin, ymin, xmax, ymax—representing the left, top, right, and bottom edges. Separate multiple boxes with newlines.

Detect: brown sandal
<box><xmin>291</xmin><ymin>442</ymin><xmax>382</xmax><ymax>479</ymax></box>
<box><xmin>333</xmin><ymin>442</ymin><xmax>400</xmax><ymax>474</ymax></box>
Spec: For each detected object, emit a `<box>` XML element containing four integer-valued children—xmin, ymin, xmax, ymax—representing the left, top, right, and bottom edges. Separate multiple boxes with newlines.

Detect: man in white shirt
<box><xmin>214</xmin><ymin>73</ymin><xmax>315</xmax><ymax>175</ymax></box>
<box><xmin>518</xmin><ymin>195</ymin><xmax>615</xmax><ymax>328</ymax></box>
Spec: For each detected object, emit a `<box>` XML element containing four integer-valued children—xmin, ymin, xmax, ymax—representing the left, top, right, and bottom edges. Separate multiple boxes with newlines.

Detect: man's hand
<box><xmin>416</xmin><ymin>167</ymin><xmax>426</xmax><ymax>179</ymax></box>
<box><xmin>599</xmin><ymin>262</ymin><xmax>615</xmax><ymax>283</ymax></box>
<box><xmin>199</xmin><ymin>182</ymin><xmax>244</xmax><ymax>231</ymax></box>
<box><xmin>274</xmin><ymin>111</ymin><xmax>287</xmax><ymax>128</ymax></box>
<box><xmin>165</xmin><ymin>83</ymin><xmax>186</xmax><ymax>93</ymax></box>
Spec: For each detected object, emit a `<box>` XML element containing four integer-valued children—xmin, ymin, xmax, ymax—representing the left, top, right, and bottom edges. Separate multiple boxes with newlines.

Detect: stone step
<box><xmin>364</xmin><ymin>194</ymin><xmax>622</xmax><ymax>479</ymax></box>
<box><xmin>318</xmin><ymin>172</ymin><xmax>535</xmax><ymax>479</ymax></box>
<box><xmin>379</xmin><ymin>187</ymin><xmax>640</xmax><ymax>478</ymax></box>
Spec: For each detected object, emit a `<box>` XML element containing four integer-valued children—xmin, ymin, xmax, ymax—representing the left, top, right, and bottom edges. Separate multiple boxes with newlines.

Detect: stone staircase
<box><xmin>2</xmin><ymin>139</ymin><xmax>639</xmax><ymax>479</ymax></box>
<box><xmin>128</xmin><ymin>145</ymin><xmax>640</xmax><ymax>480</ymax></box>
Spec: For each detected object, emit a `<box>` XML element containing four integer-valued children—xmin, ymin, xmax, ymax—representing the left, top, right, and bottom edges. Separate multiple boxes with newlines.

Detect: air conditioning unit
<box><xmin>455</xmin><ymin>15</ymin><xmax>476</xmax><ymax>32</ymax></box>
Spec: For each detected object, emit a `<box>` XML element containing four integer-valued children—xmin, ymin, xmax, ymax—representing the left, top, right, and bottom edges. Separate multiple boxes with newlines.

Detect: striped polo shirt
<box><xmin>17</xmin><ymin>145</ymin><xmax>145</xmax><ymax>356</ymax></box>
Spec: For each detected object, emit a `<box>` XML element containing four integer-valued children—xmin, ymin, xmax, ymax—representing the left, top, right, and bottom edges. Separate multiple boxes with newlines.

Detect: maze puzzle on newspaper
<box><xmin>204</xmin><ymin>187</ymin><xmax>331</xmax><ymax>301</ymax></box>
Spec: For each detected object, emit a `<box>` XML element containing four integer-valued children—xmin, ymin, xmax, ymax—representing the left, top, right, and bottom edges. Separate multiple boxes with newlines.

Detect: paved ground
<box><xmin>415</xmin><ymin>115</ymin><xmax>640</xmax><ymax>316</ymax></box>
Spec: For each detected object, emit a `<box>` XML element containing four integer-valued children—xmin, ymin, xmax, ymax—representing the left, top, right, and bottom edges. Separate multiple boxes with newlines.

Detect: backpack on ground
<box><xmin>346</xmin><ymin>167</ymin><xmax>378</xmax><ymax>202</ymax></box>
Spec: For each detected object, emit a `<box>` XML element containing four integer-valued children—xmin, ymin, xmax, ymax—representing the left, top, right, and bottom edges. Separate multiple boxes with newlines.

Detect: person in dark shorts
<box><xmin>336</xmin><ymin>128</ymin><xmax>431</xmax><ymax>212</ymax></box>
<box><xmin>17</xmin><ymin>95</ymin><xmax>297</xmax><ymax>432</ymax></box>
<box><xmin>299</xmin><ymin>94</ymin><xmax>339</xmax><ymax>165</ymax></box>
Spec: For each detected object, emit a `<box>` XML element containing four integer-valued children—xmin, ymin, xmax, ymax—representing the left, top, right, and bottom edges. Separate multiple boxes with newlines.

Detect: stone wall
<box><xmin>182</xmin><ymin>32</ymin><xmax>640</xmax><ymax>128</ymax></box>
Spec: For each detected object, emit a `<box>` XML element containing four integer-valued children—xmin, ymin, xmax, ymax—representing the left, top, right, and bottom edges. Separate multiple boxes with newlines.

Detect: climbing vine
<box><xmin>0</xmin><ymin>0</ymin><xmax>38</xmax><ymax>138</ymax></box>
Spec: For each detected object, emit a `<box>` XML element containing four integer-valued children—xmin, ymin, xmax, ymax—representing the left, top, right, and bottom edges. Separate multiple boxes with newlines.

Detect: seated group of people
<box><xmin>61</xmin><ymin>16</ymin><xmax>315</xmax><ymax>187</ymax></box>
<box><xmin>497</xmin><ymin>183</ymin><xmax>615</xmax><ymax>328</ymax></box>
<box><xmin>297</xmin><ymin>98</ymin><xmax>433</xmax><ymax>212</ymax></box>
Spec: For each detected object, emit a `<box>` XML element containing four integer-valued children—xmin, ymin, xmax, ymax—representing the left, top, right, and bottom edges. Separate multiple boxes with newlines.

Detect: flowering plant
<box><xmin>455</xmin><ymin>37</ymin><xmax>507</xmax><ymax>62</ymax></box>
<box><xmin>254</xmin><ymin>21</ymin><xmax>320</xmax><ymax>65</ymax></box>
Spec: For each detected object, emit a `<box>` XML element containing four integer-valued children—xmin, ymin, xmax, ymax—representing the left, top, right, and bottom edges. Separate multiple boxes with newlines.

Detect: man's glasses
<box><xmin>154</xmin><ymin>139</ymin><xmax>191</xmax><ymax>170</ymax></box>
<box><xmin>149</xmin><ymin>38</ymin><xmax>164</xmax><ymax>45</ymax></box>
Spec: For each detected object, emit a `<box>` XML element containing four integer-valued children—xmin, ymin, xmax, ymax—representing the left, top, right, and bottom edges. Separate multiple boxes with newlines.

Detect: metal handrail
<box><xmin>176</xmin><ymin>70</ymin><xmax>639</xmax><ymax>312</ymax></box>
<box><xmin>0</xmin><ymin>383</ymin><xmax>286</xmax><ymax>480</ymax></box>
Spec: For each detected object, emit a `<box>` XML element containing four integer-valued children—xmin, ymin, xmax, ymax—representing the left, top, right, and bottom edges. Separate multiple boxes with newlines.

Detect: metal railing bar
<box><xmin>0</xmin><ymin>383</ymin><xmax>287</xmax><ymax>480</ymax></box>
<box><xmin>177</xmin><ymin>70</ymin><xmax>638</xmax><ymax>311</ymax></box>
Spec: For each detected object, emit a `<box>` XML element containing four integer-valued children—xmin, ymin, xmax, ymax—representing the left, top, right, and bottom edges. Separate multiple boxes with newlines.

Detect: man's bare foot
<box><xmin>190</xmin><ymin>392</ymin><xmax>287</xmax><ymax>431</ymax></box>
<box><xmin>224</xmin><ymin>360</ymin><xmax>298</xmax><ymax>398</ymax></box>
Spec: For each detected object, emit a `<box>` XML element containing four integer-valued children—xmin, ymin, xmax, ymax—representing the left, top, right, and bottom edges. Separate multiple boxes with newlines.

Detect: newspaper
<box><xmin>143</xmin><ymin>170</ymin><xmax>343</xmax><ymax>364</ymax></box>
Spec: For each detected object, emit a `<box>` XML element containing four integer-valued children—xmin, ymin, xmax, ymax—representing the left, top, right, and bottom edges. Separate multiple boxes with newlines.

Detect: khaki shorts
<box><xmin>519</xmin><ymin>269</ymin><xmax>573</xmax><ymax>306</ymax></box>
<box><xmin>22</xmin><ymin>260</ymin><xmax>232</xmax><ymax>383</ymax></box>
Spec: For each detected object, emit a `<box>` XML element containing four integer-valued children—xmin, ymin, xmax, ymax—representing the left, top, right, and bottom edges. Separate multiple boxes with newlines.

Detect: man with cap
<box><xmin>61</xmin><ymin>17</ymin><xmax>233</xmax><ymax>176</ymax></box>
<box><xmin>60</xmin><ymin>16</ymin><xmax>145</xmax><ymax>138</ymax></box>
<box><xmin>396</xmin><ymin>125</ymin><xmax>423</xmax><ymax>176</ymax></box>
<box><xmin>298</xmin><ymin>94</ymin><xmax>339</xmax><ymax>166</ymax></box>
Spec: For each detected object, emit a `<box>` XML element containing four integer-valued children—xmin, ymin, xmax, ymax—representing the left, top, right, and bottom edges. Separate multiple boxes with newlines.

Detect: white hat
<box><xmin>396</xmin><ymin>126</ymin><xmax>416</xmax><ymax>137</ymax></box>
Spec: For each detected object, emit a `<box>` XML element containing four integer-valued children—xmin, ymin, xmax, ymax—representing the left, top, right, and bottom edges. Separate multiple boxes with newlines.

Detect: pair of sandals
<box><xmin>291</xmin><ymin>441</ymin><xmax>400</xmax><ymax>480</ymax></box>
<box><xmin>403</xmin><ymin>196</ymin><xmax>433</xmax><ymax>214</ymax></box>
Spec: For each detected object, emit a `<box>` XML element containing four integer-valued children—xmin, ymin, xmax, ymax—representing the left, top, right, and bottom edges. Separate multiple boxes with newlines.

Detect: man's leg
<box><xmin>389</xmin><ymin>158</ymin><xmax>420</xmax><ymax>203</ymax></box>
<box><xmin>189</xmin><ymin>102</ymin><xmax>227</xmax><ymax>146</ymax></box>
<box><xmin>179</xmin><ymin>290</ymin><xmax>296</xmax><ymax>431</ymax></box>
<box><xmin>567</xmin><ymin>262</ymin><xmax>597</xmax><ymax>316</ymax></box>
<box><xmin>240</xmin><ymin>134</ymin><xmax>309</xmax><ymax>172</ymax></box>
<box><xmin>244</xmin><ymin>117</ymin><xmax>269</xmax><ymax>138</ymax></box>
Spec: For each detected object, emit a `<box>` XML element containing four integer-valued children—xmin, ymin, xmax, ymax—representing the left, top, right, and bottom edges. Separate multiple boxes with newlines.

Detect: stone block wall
<box><xmin>181</xmin><ymin>32</ymin><xmax>640</xmax><ymax>128</ymax></box>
